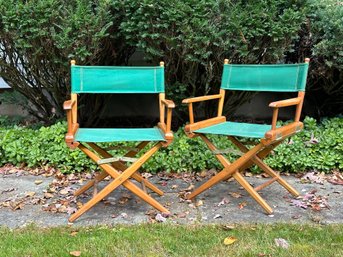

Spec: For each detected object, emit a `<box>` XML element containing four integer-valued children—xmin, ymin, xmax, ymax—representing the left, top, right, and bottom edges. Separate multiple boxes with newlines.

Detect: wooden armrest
<box><xmin>184</xmin><ymin>116</ymin><xmax>226</xmax><ymax>133</ymax></box>
<box><xmin>63</xmin><ymin>100</ymin><xmax>76</xmax><ymax>110</ymax></box>
<box><xmin>182</xmin><ymin>94</ymin><xmax>221</xmax><ymax>104</ymax></box>
<box><xmin>262</xmin><ymin>122</ymin><xmax>303</xmax><ymax>145</ymax></box>
<box><xmin>269</xmin><ymin>97</ymin><xmax>301</xmax><ymax>108</ymax></box>
<box><xmin>161</xmin><ymin>99</ymin><xmax>175</xmax><ymax>108</ymax></box>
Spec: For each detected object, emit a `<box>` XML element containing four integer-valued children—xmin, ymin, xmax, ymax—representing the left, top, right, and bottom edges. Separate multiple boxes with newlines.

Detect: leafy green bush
<box><xmin>118</xmin><ymin>0</ymin><xmax>307</xmax><ymax>118</ymax></box>
<box><xmin>0</xmin><ymin>0</ymin><xmax>132</xmax><ymax>123</ymax></box>
<box><xmin>294</xmin><ymin>0</ymin><xmax>343</xmax><ymax>116</ymax></box>
<box><xmin>0</xmin><ymin>117</ymin><xmax>342</xmax><ymax>173</ymax></box>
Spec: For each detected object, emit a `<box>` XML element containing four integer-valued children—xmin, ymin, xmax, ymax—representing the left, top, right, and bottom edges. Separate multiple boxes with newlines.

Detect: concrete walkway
<box><xmin>0</xmin><ymin>170</ymin><xmax>342</xmax><ymax>228</ymax></box>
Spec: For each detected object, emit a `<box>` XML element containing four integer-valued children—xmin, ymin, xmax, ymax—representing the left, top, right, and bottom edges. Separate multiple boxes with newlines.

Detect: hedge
<box><xmin>0</xmin><ymin>117</ymin><xmax>342</xmax><ymax>174</ymax></box>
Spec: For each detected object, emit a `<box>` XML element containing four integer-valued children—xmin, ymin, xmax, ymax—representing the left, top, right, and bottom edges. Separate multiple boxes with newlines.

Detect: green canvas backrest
<box><xmin>71</xmin><ymin>65</ymin><xmax>165</xmax><ymax>93</ymax></box>
<box><xmin>220</xmin><ymin>63</ymin><xmax>309</xmax><ymax>92</ymax></box>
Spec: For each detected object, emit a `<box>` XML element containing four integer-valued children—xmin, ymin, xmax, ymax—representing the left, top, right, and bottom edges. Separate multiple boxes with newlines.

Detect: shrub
<box><xmin>0</xmin><ymin>116</ymin><xmax>342</xmax><ymax>173</ymax></box>
<box><xmin>118</xmin><ymin>0</ymin><xmax>307</xmax><ymax>119</ymax></box>
<box><xmin>291</xmin><ymin>0</ymin><xmax>343</xmax><ymax>117</ymax></box>
<box><xmin>0</xmin><ymin>0</ymin><xmax>132</xmax><ymax>123</ymax></box>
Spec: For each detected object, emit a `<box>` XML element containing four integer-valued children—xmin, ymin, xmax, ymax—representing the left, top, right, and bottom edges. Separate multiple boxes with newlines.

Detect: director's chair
<box><xmin>64</xmin><ymin>60</ymin><xmax>174</xmax><ymax>222</ymax></box>
<box><xmin>182</xmin><ymin>58</ymin><xmax>310</xmax><ymax>214</ymax></box>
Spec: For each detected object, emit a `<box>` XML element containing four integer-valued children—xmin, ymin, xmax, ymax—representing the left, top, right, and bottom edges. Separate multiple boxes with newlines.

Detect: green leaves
<box><xmin>0</xmin><ymin>116</ymin><xmax>342</xmax><ymax>174</ymax></box>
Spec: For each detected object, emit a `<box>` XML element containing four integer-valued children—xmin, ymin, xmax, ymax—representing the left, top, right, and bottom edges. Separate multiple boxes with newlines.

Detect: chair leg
<box><xmin>89</xmin><ymin>143</ymin><xmax>164</xmax><ymax>196</ymax></box>
<box><xmin>228</xmin><ymin>136</ymin><xmax>299</xmax><ymax>197</ymax></box>
<box><xmin>187</xmin><ymin>167</ymin><xmax>233</xmax><ymax>200</ymax></box>
<box><xmin>74</xmin><ymin>170</ymin><xmax>108</xmax><ymax>196</ymax></box>
<box><xmin>69</xmin><ymin>143</ymin><xmax>168</xmax><ymax>222</ymax></box>
<box><xmin>253</xmin><ymin>156</ymin><xmax>299</xmax><ymax>197</ymax></box>
<box><xmin>188</xmin><ymin>135</ymin><xmax>263</xmax><ymax>199</ymax></box>
<box><xmin>232</xmin><ymin>172</ymin><xmax>273</xmax><ymax>214</ymax></box>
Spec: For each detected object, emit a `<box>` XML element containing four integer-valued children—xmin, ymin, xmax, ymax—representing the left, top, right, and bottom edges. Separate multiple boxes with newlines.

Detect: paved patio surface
<box><xmin>0</xmin><ymin>170</ymin><xmax>342</xmax><ymax>228</ymax></box>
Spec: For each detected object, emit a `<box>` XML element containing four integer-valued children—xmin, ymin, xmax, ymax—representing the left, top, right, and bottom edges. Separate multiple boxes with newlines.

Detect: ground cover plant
<box><xmin>0</xmin><ymin>116</ymin><xmax>342</xmax><ymax>173</ymax></box>
<box><xmin>0</xmin><ymin>224</ymin><xmax>342</xmax><ymax>257</ymax></box>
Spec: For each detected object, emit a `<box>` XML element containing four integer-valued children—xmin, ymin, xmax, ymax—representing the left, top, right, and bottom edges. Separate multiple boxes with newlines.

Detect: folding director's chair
<box><xmin>182</xmin><ymin>58</ymin><xmax>310</xmax><ymax>214</ymax></box>
<box><xmin>64</xmin><ymin>60</ymin><xmax>174</xmax><ymax>222</ymax></box>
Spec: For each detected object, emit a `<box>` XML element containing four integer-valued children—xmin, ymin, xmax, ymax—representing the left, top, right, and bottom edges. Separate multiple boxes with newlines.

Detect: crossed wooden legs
<box><xmin>69</xmin><ymin>142</ymin><xmax>168</xmax><ymax>222</ymax></box>
<box><xmin>187</xmin><ymin>135</ymin><xmax>299</xmax><ymax>214</ymax></box>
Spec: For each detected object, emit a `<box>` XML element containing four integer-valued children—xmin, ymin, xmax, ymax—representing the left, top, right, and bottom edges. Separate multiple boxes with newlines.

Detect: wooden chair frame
<box><xmin>182</xmin><ymin>58</ymin><xmax>310</xmax><ymax>214</ymax></box>
<box><xmin>64</xmin><ymin>61</ymin><xmax>174</xmax><ymax>222</ymax></box>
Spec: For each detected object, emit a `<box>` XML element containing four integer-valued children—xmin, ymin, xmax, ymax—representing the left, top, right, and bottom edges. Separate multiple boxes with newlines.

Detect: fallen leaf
<box><xmin>25</xmin><ymin>191</ymin><xmax>36</xmax><ymax>197</ymax></box>
<box><xmin>245</xmin><ymin>172</ymin><xmax>253</xmax><ymax>177</ymax></box>
<box><xmin>70</xmin><ymin>231</ymin><xmax>78</xmax><ymax>236</ymax></box>
<box><xmin>177</xmin><ymin>212</ymin><xmax>188</xmax><ymax>218</ymax></box>
<box><xmin>171</xmin><ymin>184</ymin><xmax>178</xmax><ymax>189</ymax></box>
<box><xmin>185</xmin><ymin>184</ymin><xmax>195</xmax><ymax>191</ymax></box>
<box><xmin>199</xmin><ymin>170</ymin><xmax>207</xmax><ymax>177</ymax></box>
<box><xmin>155</xmin><ymin>213</ymin><xmax>167</xmax><ymax>222</ymax></box>
<box><xmin>214</xmin><ymin>214</ymin><xmax>222</xmax><ymax>219</ymax></box>
<box><xmin>222</xmin><ymin>225</ymin><xmax>235</xmax><ymax>231</ymax></box>
<box><xmin>238</xmin><ymin>202</ymin><xmax>247</xmax><ymax>209</ymax></box>
<box><xmin>195</xmin><ymin>200</ymin><xmax>203</xmax><ymax>207</ymax></box>
<box><xmin>120</xmin><ymin>213</ymin><xmax>128</xmax><ymax>219</ymax></box>
<box><xmin>1</xmin><ymin>188</ymin><xmax>16</xmax><ymax>194</ymax></box>
<box><xmin>275</xmin><ymin>238</ymin><xmax>290</xmax><ymax>249</ymax></box>
<box><xmin>70</xmin><ymin>251</ymin><xmax>81</xmax><ymax>256</ymax></box>
<box><xmin>34</xmin><ymin>180</ymin><xmax>43</xmax><ymax>185</ymax></box>
<box><xmin>230</xmin><ymin>192</ymin><xmax>242</xmax><ymax>198</ymax></box>
<box><xmin>223</xmin><ymin>236</ymin><xmax>237</xmax><ymax>245</ymax></box>
<box><xmin>59</xmin><ymin>189</ymin><xmax>69</xmax><ymax>195</ymax></box>
<box><xmin>217</xmin><ymin>197</ymin><xmax>230</xmax><ymax>207</ymax></box>
<box><xmin>291</xmin><ymin>214</ymin><xmax>302</xmax><ymax>219</ymax></box>
<box><xmin>44</xmin><ymin>192</ymin><xmax>54</xmax><ymax>199</ymax></box>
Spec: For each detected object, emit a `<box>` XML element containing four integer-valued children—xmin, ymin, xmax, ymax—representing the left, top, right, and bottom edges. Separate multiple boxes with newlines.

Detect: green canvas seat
<box><xmin>75</xmin><ymin>128</ymin><xmax>166</xmax><ymax>142</ymax></box>
<box><xmin>195</xmin><ymin>122</ymin><xmax>272</xmax><ymax>138</ymax></box>
<box><xmin>64</xmin><ymin>60</ymin><xmax>174</xmax><ymax>222</ymax></box>
<box><xmin>182</xmin><ymin>58</ymin><xmax>310</xmax><ymax>215</ymax></box>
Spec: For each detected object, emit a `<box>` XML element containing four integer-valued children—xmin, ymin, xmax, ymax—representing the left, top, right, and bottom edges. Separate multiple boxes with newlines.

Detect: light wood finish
<box><xmin>71</xmin><ymin>93</ymin><xmax>77</xmax><ymax>124</ymax></box>
<box><xmin>188</xmin><ymin>136</ymin><xmax>263</xmax><ymax>196</ymax></box>
<box><xmin>184</xmin><ymin>116</ymin><xmax>226</xmax><ymax>132</ymax></box>
<box><xmin>159</xmin><ymin>94</ymin><xmax>175</xmax><ymax>143</ymax></box>
<box><xmin>69</xmin><ymin>142</ymin><xmax>168</xmax><ymax>222</ymax></box>
<box><xmin>64</xmin><ymin>61</ymin><xmax>173</xmax><ymax>222</ymax></box>
<box><xmin>184</xmin><ymin>58</ymin><xmax>307</xmax><ymax>214</ymax></box>
<box><xmin>159</xmin><ymin>93</ymin><xmax>165</xmax><ymax>126</ymax></box>
<box><xmin>232</xmin><ymin>172</ymin><xmax>273</xmax><ymax>214</ymax></box>
<box><xmin>254</xmin><ymin>177</ymin><xmax>279</xmax><ymax>192</ymax></box>
<box><xmin>161</xmin><ymin>99</ymin><xmax>175</xmax><ymax>108</ymax></box>
<box><xmin>89</xmin><ymin>142</ymin><xmax>164</xmax><ymax>196</ymax></box>
<box><xmin>188</xmin><ymin>103</ymin><xmax>194</xmax><ymax>124</ymax></box>
<box><xmin>217</xmin><ymin>89</ymin><xmax>225</xmax><ymax>116</ymax></box>
<box><xmin>271</xmin><ymin>108</ymin><xmax>279</xmax><ymax>130</ymax></box>
<box><xmin>182</xmin><ymin>94</ymin><xmax>221</xmax><ymax>104</ymax></box>
<box><xmin>74</xmin><ymin>141</ymin><xmax>149</xmax><ymax>196</ymax></box>
<box><xmin>263</xmin><ymin>122</ymin><xmax>303</xmax><ymax>144</ymax></box>
<box><xmin>229</xmin><ymin>136</ymin><xmax>299</xmax><ymax>197</ymax></box>
<box><xmin>295</xmin><ymin>91</ymin><xmax>305</xmax><ymax>122</ymax></box>
<box><xmin>269</xmin><ymin>97</ymin><xmax>302</xmax><ymax>108</ymax></box>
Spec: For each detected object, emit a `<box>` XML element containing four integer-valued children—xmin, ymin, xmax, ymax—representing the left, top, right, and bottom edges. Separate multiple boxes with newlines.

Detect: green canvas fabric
<box><xmin>71</xmin><ymin>66</ymin><xmax>164</xmax><ymax>93</ymax></box>
<box><xmin>221</xmin><ymin>63</ymin><xmax>309</xmax><ymax>92</ymax></box>
<box><xmin>195</xmin><ymin>122</ymin><xmax>272</xmax><ymax>138</ymax></box>
<box><xmin>75</xmin><ymin>128</ymin><xmax>166</xmax><ymax>142</ymax></box>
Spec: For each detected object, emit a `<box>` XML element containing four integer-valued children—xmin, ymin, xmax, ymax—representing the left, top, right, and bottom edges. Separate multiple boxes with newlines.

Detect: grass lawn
<box><xmin>0</xmin><ymin>223</ymin><xmax>342</xmax><ymax>257</ymax></box>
